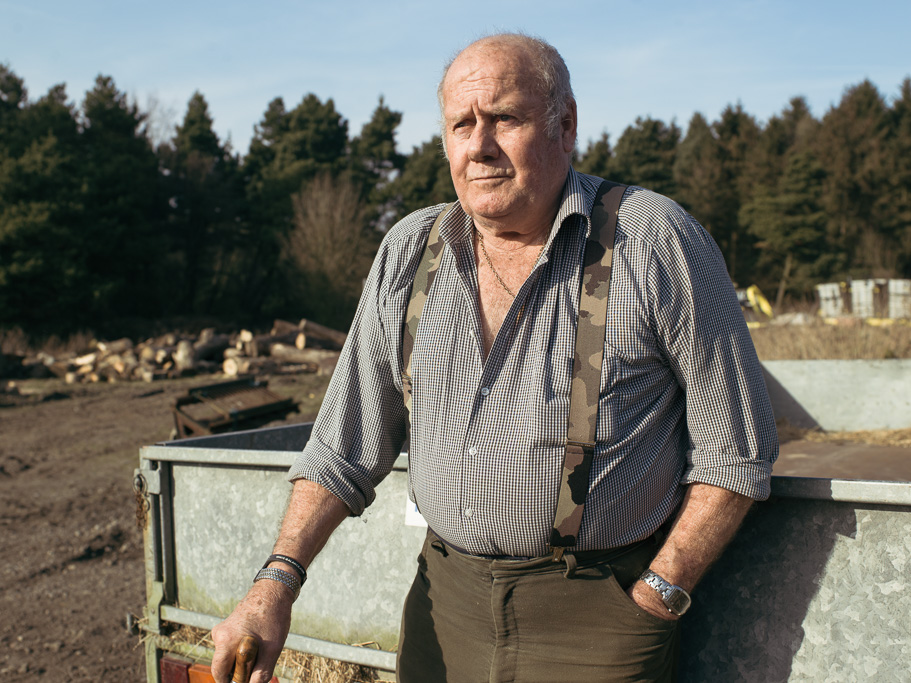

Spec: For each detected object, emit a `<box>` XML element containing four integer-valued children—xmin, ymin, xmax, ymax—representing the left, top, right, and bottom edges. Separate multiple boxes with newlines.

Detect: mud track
<box><xmin>0</xmin><ymin>374</ymin><xmax>329</xmax><ymax>681</ymax></box>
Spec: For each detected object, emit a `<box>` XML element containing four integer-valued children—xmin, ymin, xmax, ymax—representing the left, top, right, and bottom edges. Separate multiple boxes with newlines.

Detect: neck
<box><xmin>474</xmin><ymin>219</ymin><xmax>551</xmax><ymax>255</ymax></box>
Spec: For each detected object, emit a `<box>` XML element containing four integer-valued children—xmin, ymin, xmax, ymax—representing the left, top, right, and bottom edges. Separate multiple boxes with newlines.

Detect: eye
<box><xmin>497</xmin><ymin>114</ymin><xmax>515</xmax><ymax>123</ymax></box>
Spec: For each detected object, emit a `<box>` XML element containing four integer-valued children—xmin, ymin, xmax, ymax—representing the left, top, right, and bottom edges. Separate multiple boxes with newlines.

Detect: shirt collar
<box><xmin>438</xmin><ymin>167</ymin><xmax>599</xmax><ymax>248</ymax></box>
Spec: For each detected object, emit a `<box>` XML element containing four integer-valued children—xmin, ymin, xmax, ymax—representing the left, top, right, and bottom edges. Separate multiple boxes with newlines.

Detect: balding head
<box><xmin>438</xmin><ymin>33</ymin><xmax>577</xmax><ymax>237</ymax></box>
<box><xmin>438</xmin><ymin>33</ymin><xmax>576</xmax><ymax>152</ymax></box>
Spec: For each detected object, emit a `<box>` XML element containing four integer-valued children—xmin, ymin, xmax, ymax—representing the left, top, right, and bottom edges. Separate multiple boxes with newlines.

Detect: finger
<box><xmin>209</xmin><ymin>630</ymin><xmax>240</xmax><ymax>683</ymax></box>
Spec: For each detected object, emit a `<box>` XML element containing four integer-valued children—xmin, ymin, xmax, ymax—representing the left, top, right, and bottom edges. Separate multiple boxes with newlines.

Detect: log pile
<box><xmin>3</xmin><ymin>319</ymin><xmax>345</xmax><ymax>384</ymax></box>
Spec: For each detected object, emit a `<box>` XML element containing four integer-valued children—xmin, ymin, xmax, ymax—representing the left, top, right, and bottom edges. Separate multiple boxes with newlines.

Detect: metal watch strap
<box><xmin>254</xmin><ymin>566</ymin><xmax>301</xmax><ymax>600</ymax></box>
<box><xmin>639</xmin><ymin>568</ymin><xmax>692</xmax><ymax>615</ymax></box>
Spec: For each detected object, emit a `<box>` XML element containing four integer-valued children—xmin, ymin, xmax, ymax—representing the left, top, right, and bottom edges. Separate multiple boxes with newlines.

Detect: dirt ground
<box><xmin>0</xmin><ymin>372</ymin><xmax>330</xmax><ymax>682</ymax></box>
<box><xmin>1</xmin><ymin>370</ymin><xmax>908</xmax><ymax>682</ymax></box>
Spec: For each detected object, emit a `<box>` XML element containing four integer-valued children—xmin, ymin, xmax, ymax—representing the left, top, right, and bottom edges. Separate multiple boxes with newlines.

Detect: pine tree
<box><xmin>0</xmin><ymin>65</ymin><xmax>28</xmax><ymax>157</ymax></box>
<box><xmin>160</xmin><ymin>91</ymin><xmax>243</xmax><ymax>315</ymax></box>
<box><xmin>574</xmin><ymin>132</ymin><xmax>612</xmax><ymax>179</ymax></box>
<box><xmin>349</xmin><ymin>96</ymin><xmax>406</xmax><ymax>230</ymax></box>
<box><xmin>709</xmin><ymin>104</ymin><xmax>760</xmax><ymax>281</ymax></box>
<box><xmin>673</xmin><ymin>113</ymin><xmax>724</xmax><ymax>239</ymax></box>
<box><xmin>814</xmin><ymin>80</ymin><xmax>890</xmax><ymax>277</ymax></box>
<box><xmin>741</xmin><ymin>152</ymin><xmax>829</xmax><ymax>304</ymax></box>
<box><xmin>240</xmin><ymin>93</ymin><xmax>350</xmax><ymax>317</ymax></box>
<box><xmin>609</xmin><ymin>117</ymin><xmax>680</xmax><ymax>197</ymax></box>
<box><xmin>881</xmin><ymin>79</ymin><xmax>911</xmax><ymax>275</ymax></box>
<box><xmin>385</xmin><ymin>136</ymin><xmax>455</xmax><ymax>225</ymax></box>
<box><xmin>0</xmin><ymin>79</ymin><xmax>86</xmax><ymax>331</ymax></box>
<box><xmin>79</xmin><ymin>75</ymin><xmax>165</xmax><ymax>321</ymax></box>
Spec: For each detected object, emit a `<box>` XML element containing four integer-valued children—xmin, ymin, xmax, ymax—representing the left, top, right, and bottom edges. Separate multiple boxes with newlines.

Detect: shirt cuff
<box><xmin>287</xmin><ymin>437</ymin><xmax>377</xmax><ymax>516</ymax></box>
<box><xmin>680</xmin><ymin>455</ymin><xmax>775</xmax><ymax>501</ymax></box>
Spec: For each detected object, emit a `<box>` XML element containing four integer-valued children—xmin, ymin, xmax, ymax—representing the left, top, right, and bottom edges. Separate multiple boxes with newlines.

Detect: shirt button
<box><xmin>480</xmin><ymin>387</ymin><xmax>490</xmax><ymax>396</ymax></box>
<box><xmin>464</xmin><ymin>508</ymin><xmax>474</xmax><ymax>518</ymax></box>
<box><xmin>468</xmin><ymin>446</ymin><xmax>477</xmax><ymax>456</ymax></box>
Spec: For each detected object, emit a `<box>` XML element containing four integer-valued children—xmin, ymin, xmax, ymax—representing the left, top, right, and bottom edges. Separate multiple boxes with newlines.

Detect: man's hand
<box><xmin>210</xmin><ymin>579</ymin><xmax>294</xmax><ymax>683</ymax></box>
<box><xmin>209</xmin><ymin>480</ymin><xmax>350</xmax><ymax>683</ymax></box>
<box><xmin>626</xmin><ymin>482</ymin><xmax>755</xmax><ymax>622</ymax></box>
<box><xmin>626</xmin><ymin>580</ymin><xmax>679</xmax><ymax>621</ymax></box>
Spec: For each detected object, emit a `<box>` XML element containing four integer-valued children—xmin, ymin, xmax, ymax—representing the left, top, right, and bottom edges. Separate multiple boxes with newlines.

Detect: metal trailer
<box><xmin>137</xmin><ymin>422</ymin><xmax>911</xmax><ymax>682</ymax></box>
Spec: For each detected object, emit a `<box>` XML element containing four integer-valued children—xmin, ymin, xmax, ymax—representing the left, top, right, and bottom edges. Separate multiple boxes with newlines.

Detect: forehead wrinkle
<box><xmin>444</xmin><ymin>72</ymin><xmax>534</xmax><ymax>117</ymax></box>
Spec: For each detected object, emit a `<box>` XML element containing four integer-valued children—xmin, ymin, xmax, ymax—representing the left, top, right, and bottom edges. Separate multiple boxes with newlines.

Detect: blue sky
<box><xmin>3</xmin><ymin>1</ymin><xmax>910</xmax><ymax>156</ymax></box>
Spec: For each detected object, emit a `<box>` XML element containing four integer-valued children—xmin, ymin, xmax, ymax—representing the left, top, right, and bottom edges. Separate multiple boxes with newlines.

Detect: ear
<box><xmin>561</xmin><ymin>98</ymin><xmax>578</xmax><ymax>154</ymax></box>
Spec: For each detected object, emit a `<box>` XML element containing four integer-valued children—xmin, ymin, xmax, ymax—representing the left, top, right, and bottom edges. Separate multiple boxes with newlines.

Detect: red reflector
<box><xmin>160</xmin><ymin>655</ymin><xmax>190</xmax><ymax>683</ymax></box>
<box><xmin>163</xmin><ymin>655</ymin><xmax>278</xmax><ymax>683</ymax></box>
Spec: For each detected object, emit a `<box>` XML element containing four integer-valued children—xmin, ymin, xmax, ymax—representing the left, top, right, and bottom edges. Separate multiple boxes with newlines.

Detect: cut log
<box><xmin>244</xmin><ymin>332</ymin><xmax>299</xmax><ymax>357</ymax></box>
<box><xmin>174</xmin><ymin>340</ymin><xmax>195</xmax><ymax>372</ymax></box>
<box><xmin>293</xmin><ymin>332</ymin><xmax>337</xmax><ymax>350</ymax></box>
<box><xmin>223</xmin><ymin>356</ymin><xmax>281</xmax><ymax>377</ymax></box>
<box><xmin>193</xmin><ymin>333</ymin><xmax>230</xmax><ymax>361</ymax></box>
<box><xmin>155</xmin><ymin>347</ymin><xmax>174</xmax><ymax>365</ymax></box>
<box><xmin>74</xmin><ymin>352</ymin><xmax>98</xmax><ymax>367</ymax></box>
<box><xmin>270</xmin><ymin>319</ymin><xmax>300</xmax><ymax>337</ymax></box>
<box><xmin>270</xmin><ymin>344</ymin><xmax>340</xmax><ymax>375</ymax></box>
<box><xmin>97</xmin><ymin>337</ymin><xmax>133</xmax><ymax>355</ymax></box>
<box><xmin>298</xmin><ymin>319</ymin><xmax>347</xmax><ymax>350</ymax></box>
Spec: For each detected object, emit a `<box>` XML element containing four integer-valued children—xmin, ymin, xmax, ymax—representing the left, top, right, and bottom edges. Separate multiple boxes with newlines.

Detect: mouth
<box><xmin>470</xmin><ymin>173</ymin><xmax>511</xmax><ymax>182</ymax></box>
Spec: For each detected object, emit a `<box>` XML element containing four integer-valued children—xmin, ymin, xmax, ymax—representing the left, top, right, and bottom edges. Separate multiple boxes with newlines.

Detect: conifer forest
<box><xmin>2</xmin><ymin>65</ymin><xmax>910</xmax><ymax>337</ymax></box>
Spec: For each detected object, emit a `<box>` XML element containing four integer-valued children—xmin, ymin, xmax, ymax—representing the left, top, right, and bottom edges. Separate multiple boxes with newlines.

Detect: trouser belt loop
<box><xmin>561</xmin><ymin>552</ymin><xmax>578</xmax><ymax>579</ymax></box>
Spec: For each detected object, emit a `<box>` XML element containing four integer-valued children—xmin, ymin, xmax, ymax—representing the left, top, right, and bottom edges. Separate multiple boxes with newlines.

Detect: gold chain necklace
<box><xmin>476</xmin><ymin>229</ymin><xmax>546</xmax><ymax>298</ymax></box>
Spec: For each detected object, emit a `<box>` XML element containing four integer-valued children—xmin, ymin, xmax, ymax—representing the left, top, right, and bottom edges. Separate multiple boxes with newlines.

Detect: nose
<box><xmin>467</xmin><ymin>119</ymin><xmax>499</xmax><ymax>161</ymax></box>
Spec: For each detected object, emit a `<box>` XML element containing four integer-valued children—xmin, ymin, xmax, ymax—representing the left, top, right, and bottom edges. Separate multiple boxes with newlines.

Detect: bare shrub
<box><xmin>286</xmin><ymin>173</ymin><xmax>375</xmax><ymax>328</ymax></box>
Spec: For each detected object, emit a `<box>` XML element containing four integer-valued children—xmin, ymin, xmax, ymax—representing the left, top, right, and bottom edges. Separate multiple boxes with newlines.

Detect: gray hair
<box><xmin>437</xmin><ymin>33</ymin><xmax>576</xmax><ymax>155</ymax></box>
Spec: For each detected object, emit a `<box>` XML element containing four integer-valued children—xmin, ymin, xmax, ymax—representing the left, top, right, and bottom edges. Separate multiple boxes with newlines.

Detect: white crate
<box><xmin>888</xmin><ymin>279</ymin><xmax>911</xmax><ymax>319</ymax></box>
<box><xmin>815</xmin><ymin>282</ymin><xmax>844</xmax><ymax>317</ymax></box>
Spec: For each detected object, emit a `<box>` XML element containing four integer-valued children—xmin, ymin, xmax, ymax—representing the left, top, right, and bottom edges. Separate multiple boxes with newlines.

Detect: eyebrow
<box><xmin>445</xmin><ymin>103</ymin><xmax>521</xmax><ymax>123</ymax></box>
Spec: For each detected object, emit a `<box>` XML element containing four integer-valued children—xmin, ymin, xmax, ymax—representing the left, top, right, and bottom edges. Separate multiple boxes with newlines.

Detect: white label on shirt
<box><xmin>405</xmin><ymin>499</ymin><xmax>428</xmax><ymax>527</ymax></box>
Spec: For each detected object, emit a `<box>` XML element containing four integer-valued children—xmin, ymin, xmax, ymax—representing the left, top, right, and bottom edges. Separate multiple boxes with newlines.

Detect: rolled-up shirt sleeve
<box><xmin>649</xmin><ymin>202</ymin><xmax>778</xmax><ymax>500</ymax></box>
<box><xmin>287</xmin><ymin>211</ymin><xmax>436</xmax><ymax>514</ymax></box>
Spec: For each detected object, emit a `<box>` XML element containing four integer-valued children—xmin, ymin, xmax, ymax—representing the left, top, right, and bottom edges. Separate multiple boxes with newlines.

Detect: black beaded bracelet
<box><xmin>263</xmin><ymin>553</ymin><xmax>307</xmax><ymax>585</ymax></box>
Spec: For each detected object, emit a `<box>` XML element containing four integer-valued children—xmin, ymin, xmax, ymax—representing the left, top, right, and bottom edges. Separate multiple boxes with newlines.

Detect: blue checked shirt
<box><xmin>288</xmin><ymin>168</ymin><xmax>778</xmax><ymax>557</ymax></box>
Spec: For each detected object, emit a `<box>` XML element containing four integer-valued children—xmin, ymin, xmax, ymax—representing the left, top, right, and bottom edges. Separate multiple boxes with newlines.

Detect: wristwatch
<box><xmin>639</xmin><ymin>569</ymin><xmax>692</xmax><ymax>616</ymax></box>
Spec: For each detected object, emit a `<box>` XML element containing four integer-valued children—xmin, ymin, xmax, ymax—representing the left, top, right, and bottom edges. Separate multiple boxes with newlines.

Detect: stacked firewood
<box><xmin>2</xmin><ymin>319</ymin><xmax>345</xmax><ymax>384</ymax></box>
<box><xmin>222</xmin><ymin>318</ymin><xmax>345</xmax><ymax>378</ymax></box>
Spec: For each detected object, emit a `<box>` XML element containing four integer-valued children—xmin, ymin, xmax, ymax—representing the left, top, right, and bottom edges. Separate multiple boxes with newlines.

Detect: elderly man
<box><xmin>212</xmin><ymin>33</ymin><xmax>778</xmax><ymax>683</ymax></box>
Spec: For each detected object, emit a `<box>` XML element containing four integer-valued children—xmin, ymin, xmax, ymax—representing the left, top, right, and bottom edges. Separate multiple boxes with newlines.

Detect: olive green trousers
<box><xmin>397</xmin><ymin>531</ymin><xmax>679</xmax><ymax>683</ymax></box>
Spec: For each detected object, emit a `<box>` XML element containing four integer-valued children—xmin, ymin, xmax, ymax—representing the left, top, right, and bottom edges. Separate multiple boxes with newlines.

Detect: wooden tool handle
<box><xmin>231</xmin><ymin>635</ymin><xmax>259</xmax><ymax>683</ymax></box>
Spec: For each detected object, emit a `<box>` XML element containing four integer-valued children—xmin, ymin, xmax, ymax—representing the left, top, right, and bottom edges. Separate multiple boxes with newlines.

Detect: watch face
<box><xmin>665</xmin><ymin>588</ymin><xmax>692</xmax><ymax>616</ymax></box>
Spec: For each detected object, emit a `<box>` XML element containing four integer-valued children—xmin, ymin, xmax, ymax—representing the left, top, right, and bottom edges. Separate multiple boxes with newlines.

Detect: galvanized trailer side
<box><xmin>137</xmin><ymin>423</ymin><xmax>911</xmax><ymax>682</ymax></box>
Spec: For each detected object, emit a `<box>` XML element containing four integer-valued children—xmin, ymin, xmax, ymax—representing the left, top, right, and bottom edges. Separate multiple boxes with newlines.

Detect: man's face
<box><xmin>441</xmin><ymin>43</ymin><xmax>576</xmax><ymax>236</ymax></box>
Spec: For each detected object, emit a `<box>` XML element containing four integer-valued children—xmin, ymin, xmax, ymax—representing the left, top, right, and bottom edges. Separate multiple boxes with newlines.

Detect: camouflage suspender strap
<box><xmin>548</xmin><ymin>180</ymin><xmax>627</xmax><ymax>560</ymax></box>
<box><xmin>401</xmin><ymin>203</ymin><xmax>456</xmax><ymax>417</ymax></box>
